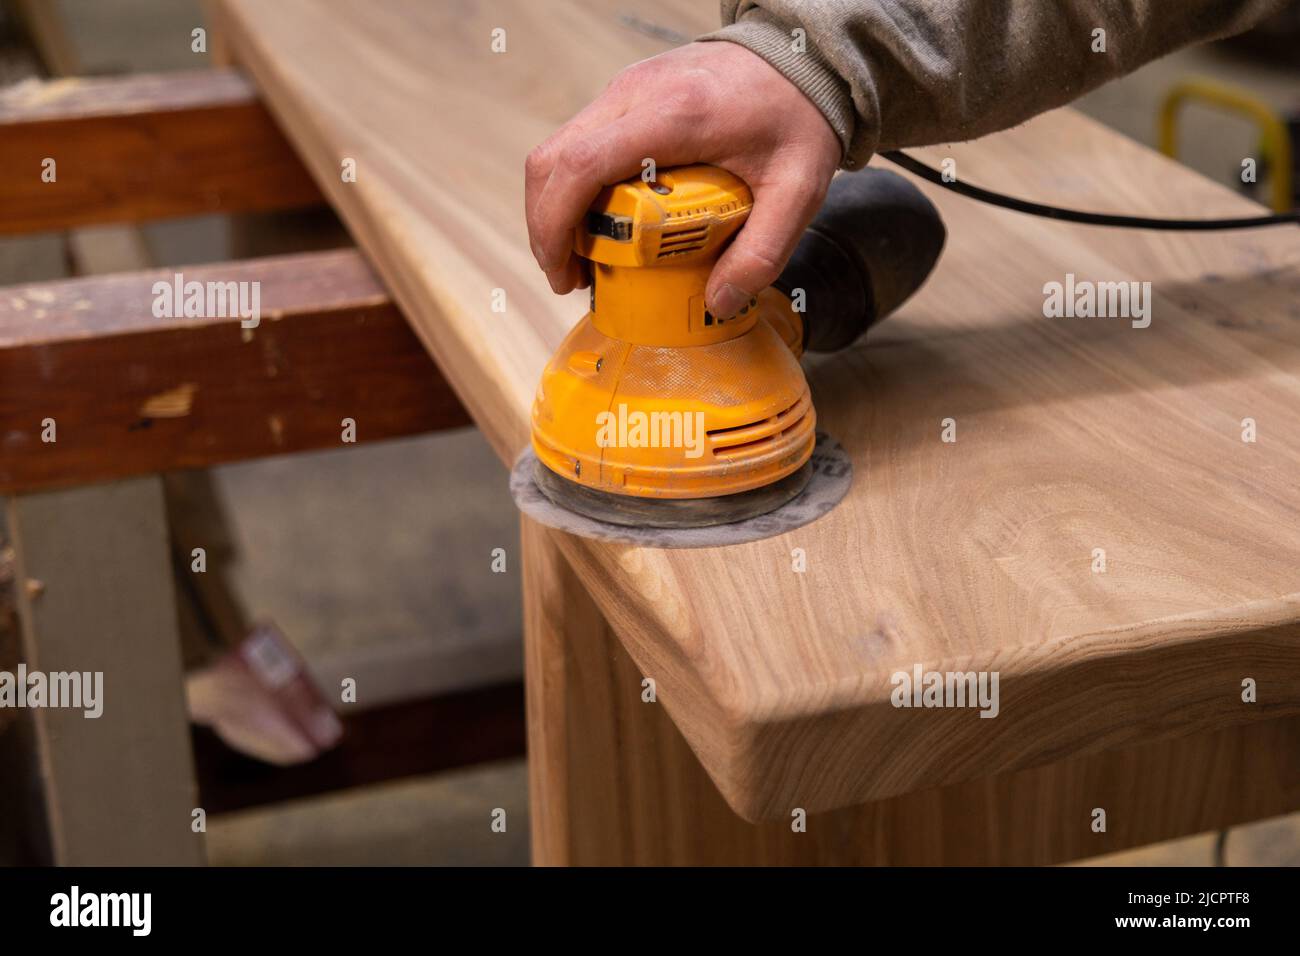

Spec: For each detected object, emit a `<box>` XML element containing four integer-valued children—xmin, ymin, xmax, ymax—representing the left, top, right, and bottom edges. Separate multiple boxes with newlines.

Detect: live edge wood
<box><xmin>0</xmin><ymin>248</ymin><xmax>470</xmax><ymax>493</ymax></box>
<box><xmin>216</xmin><ymin>0</ymin><xmax>1300</xmax><ymax>822</ymax></box>
<box><xmin>0</xmin><ymin>69</ymin><xmax>321</xmax><ymax>234</ymax></box>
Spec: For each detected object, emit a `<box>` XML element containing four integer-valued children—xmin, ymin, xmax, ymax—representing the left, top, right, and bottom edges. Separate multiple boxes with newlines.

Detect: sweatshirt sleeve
<box><xmin>698</xmin><ymin>0</ymin><xmax>1289</xmax><ymax>168</ymax></box>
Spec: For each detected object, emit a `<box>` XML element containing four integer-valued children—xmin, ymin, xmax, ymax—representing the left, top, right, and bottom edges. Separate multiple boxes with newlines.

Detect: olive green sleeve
<box><xmin>699</xmin><ymin>0</ymin><xmax>1288</xmax><ymax>168</ymax></box>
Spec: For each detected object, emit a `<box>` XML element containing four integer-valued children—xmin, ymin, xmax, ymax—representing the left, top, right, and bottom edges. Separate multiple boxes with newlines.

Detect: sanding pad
<box><xmin>511</xmin><ymin>431</ymin><xmax>853</xmax><ymax>549</ymax></box>
<box><xmin>533</xmin><ymin>459</ymin><xmax>813</xmax><ymax>529</ymax></box>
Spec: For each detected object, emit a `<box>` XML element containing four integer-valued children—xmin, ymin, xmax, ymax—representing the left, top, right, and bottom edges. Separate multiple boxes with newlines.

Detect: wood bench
<box><xmin>4</xmin><ymin>0</ymin><xmax>1298</xmax><ymax>865</ymax></box>
<box><xmin>0</xmin><ymin>68</ymin><xmax>484</xmax><ymax>864</ymax></box>
<box><xmin>208</xmin><ymin>0</ymin><xmax>1300</xmax><ymax>865</ymax></box>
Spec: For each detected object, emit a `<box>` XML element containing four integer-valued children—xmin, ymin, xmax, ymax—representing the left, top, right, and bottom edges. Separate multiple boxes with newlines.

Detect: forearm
<box><xmin>700</xmin><ymin>0</ymin><xmax>1289</xmax><ymax>167</ymax></box>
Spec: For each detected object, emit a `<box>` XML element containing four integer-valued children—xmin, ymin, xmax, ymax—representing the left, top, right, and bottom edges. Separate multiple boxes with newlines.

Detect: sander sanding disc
<box><xmin>510</xmin><ymin>431</ymin><xmax>853</xmax><ymax>549</ymax></box>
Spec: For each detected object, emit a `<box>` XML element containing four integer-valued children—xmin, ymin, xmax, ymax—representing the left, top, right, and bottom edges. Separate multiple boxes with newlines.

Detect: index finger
<box><xmin>524</xmin><ymin>97</ymin><xmax>630</xmax><ymax>268</ymax></box>
<box><xmin>529</xmin><ymin>111</ymin><xmax>698</xmax><ymax>281</ymax></box>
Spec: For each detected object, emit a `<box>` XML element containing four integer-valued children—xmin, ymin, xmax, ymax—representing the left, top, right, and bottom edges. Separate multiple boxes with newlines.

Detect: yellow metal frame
<box><xmin>1159</xmin><ymin>78</ymin><xmax>1293</xmax><ymax>213</ymax></box>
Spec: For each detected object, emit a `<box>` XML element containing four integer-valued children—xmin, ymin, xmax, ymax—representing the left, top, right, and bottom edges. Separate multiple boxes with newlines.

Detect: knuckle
<box><xmin>784</xmin><ymin>176</ymin><xmax>827</xmax><ymax>211</ymax></box>
<box><xmin>525</xmin><ymin>144</ymin><xmax>551</xmax><ymax>177</ymax></box>
<box><xmin>736</xmin><ymin>241</ymin><xmax>785</xmax><ymax>282</ymax></box>
<box><xmin>560</xmin><ymin>137</ymin><xmax>602</xmax><ymax>177</ymax></box>
<box><xmin>524</xmin><ymin>148</ymin><xmax>550</xmax><ymax>182</ymax></box>
<box><xmin>661</xmin><ymin>81</ymin><xmax>716</xmax><ymax>124</ymax></box>
<box><xmin>605</xmin><ymin>64</ymin><xmax>644</xmax><ymax>94</ymax></box>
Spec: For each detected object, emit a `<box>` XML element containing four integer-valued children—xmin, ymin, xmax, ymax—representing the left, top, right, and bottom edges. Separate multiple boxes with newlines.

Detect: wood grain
<box><xmin>215</xmin><ymin>0</ymin><xmax>1300</xmax><ymax>819</ymax></box>
<box><xmin>6</xmin><ymin>478</ymin><xmax>204</xmax><ymax>865</ymax></box>
<box><xmin>0</xmin><ymin>542</ymin><xmax>19</xmax><ymax>736</ymax></box>
<box><xmin>0</xmin><ymin>248</ymin><xmax>471</xmax><ymax>493</ymax></box>
<box><xmin>525</xmin><ymin>518</ymin><xmax>1300</xmax><ymax>865</ymax></box>
<box><xmin>0</xmin><ymin>69</ymin><xmax>321</xmax><ymax>234</ymax></box>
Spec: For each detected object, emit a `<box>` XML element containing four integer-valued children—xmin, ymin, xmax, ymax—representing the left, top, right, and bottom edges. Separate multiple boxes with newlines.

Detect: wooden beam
<box><xmin>0</xmin><ymin>248</ymin><xmax>472</xmax><ymax>493</ymax></box>
<box><xmin>6</xmin><ymin>477</ymin><xmax>204</xmax><ymax>865</ymax></box>
<box><xmin>0</xmin><ymin>7</ymin><xmax>260</xmax><ymax>686</ymax></box>
<box><xmin>9</xmin><ymin>0</ymin><xmax>81</xmax><ymax>76</ymax></box>
<box><xmin>0</xmin><ymin>69</ymin><xmax>322</xmax><ymax>234</ymax></box>
<box><xmin>0</xmin><ymin>543</ymin><xmax>17</xmax><ymax>734</ymax></box>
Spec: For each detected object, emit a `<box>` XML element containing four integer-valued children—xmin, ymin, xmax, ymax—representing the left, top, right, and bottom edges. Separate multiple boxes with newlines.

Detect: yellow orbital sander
<box><xmin>530</xmin><ymin>164</ymin><xmax>946</xmax><ymax>528</ymax></box>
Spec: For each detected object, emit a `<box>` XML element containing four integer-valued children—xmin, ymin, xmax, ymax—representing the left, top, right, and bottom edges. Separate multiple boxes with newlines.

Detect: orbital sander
<box><xmin>529</xmin><ymin>164</ymin><xmax>946</xmax><ymax>529</ymax></box>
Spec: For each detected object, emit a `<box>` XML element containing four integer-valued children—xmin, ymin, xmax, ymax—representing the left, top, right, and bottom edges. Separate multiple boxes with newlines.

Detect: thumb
<box><xmin>705</xmin><ymin>179</ymin><xmax>826</xmax><ymax>318</ymax></box>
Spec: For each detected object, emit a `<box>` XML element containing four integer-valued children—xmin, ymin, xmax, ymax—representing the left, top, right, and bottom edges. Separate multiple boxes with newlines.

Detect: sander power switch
<box><xmin>575</xmin><ymin>165</ymin><xmax>753</xmax><ymax>269</ymax></box>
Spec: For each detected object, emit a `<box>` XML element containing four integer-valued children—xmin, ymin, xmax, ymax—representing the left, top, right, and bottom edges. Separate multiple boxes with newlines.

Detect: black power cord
<box><xmin>881</xmin><ymin>150</ymin><xmax>1300</xmax><ymax>230</ymax></box>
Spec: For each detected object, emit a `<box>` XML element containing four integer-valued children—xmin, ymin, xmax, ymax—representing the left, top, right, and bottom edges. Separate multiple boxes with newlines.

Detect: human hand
<box><xmin>525</xmin><ymin>41</ymin><xmax>842</xmax><ymax>319</ymax></box>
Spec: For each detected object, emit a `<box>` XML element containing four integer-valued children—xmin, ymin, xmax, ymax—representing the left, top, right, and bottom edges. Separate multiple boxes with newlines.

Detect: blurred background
<box><xmin>0</xmin><ymin>0</ymin><xmax>1296</xmax><ymax>866</ymax></box>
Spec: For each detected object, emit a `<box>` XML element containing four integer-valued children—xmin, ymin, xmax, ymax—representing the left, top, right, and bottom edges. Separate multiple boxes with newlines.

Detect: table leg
<box><xmin>522</xmin><ymin>517</ymin><xmax>890</xmax><ymax>865</ymax></box>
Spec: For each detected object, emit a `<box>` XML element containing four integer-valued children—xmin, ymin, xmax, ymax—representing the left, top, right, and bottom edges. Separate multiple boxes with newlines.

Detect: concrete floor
<box><xmin>208</xmin><ymin>760</ymin><xmax>530</xmax><ymax>867</ymax></box>
<box><xmin>2</xmin><ymin>0</ymin><xmax>1297</xmax><ymax>867</ymax></box>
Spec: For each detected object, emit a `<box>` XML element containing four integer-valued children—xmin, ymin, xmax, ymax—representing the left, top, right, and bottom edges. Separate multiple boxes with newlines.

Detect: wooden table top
<box><xmin>214</xmin><ymin>0</ymin><xmax>1300</xmax><ymax>819</ymax></box>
